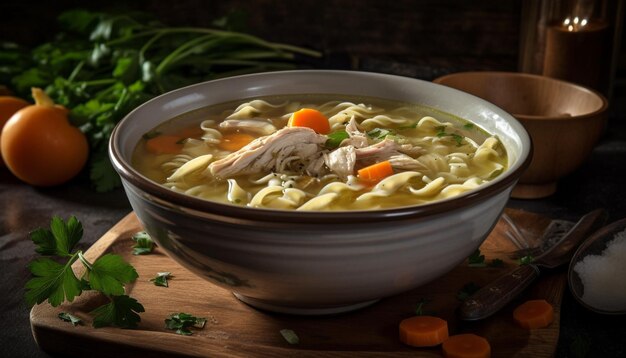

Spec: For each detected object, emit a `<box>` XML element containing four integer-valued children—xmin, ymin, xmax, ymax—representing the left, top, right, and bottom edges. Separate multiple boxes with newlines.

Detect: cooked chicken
<box><xmin>355</xmin><ymin>139</ymin><xmax>399</xmax><ymax>161</ymax></box>
<box><xmin>341</xmin><ymin>117</ymin><xmax>369</xmax><ymax>148</ymax></box>
<box><xmin>325</xmin><ymin>146</ymin><xmax>356</xmax><ymax>178</ymax></box>
<box><xmin>209</xmin><ymin>127</ymin><xmax>327</xmax><ymax>178</ymax></box>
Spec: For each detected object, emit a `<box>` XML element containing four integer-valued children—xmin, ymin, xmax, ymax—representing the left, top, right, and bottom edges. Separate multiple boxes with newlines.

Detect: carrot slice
<box><xmin>218</xmin><ymin>133</ymin><xmax>256</xmax><ymax>152</ymax></box>
<box><xmin>145</xmin><ymin>135</ymin><xmax>184</xmax><ymax>154</ymax></box>
<box><xmin>288</xmin><ymin>108</ymin><xmax>330</xmax><ymax>134</ymax></box>
<box><xmin>399</xmin><ymin>315</ymin><xmax>449</xmax><ymax>347</ymax></box>
<box><xmin>358</xmin><ymin>160</ymin><xmax>394</xmax><ymax>184</ymax></box>
<box><xmin>442</xmin><ymin>333</ymin><xmax>491</xmax><ymax>358</ymax></box>
<box><xmin>513</xmin><ymin>299</ymin><xmax>554</xmax><ymax>329</ymax></box>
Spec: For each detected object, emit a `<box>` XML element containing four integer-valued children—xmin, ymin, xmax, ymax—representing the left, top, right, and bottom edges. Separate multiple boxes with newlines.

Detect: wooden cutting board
<box><xmin>30</xmin><ymin>209</ymin><xmax>566</xmax><ymax>357</ymax></box>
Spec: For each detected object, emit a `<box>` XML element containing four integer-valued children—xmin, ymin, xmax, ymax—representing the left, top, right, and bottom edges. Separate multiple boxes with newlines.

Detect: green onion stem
<box><xmin>106</xmin><ymin>27</ymin><xmax>321</xmax><ymax>58</ymax></box>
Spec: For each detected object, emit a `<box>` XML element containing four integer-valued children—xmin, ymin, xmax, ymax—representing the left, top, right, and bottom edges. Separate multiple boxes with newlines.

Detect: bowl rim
<box><xmin>109</xmin><ymin>69</ymin><xmax>532</xmax><ymax>223</ymax></box>
<box><xmin>433</xmin><ymin>71</ymin><xmax>609</xmax><ymax>122</ymax></box>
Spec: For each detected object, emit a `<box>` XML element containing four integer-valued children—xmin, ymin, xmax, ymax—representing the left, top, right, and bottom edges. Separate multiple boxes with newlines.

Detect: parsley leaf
<box><xmin>414</xmin><ymin>298</ymin><xmax>430</xmax><ymax>316</ymax></box>
<box><xmin>151</xmin><ymin>272</ymin><xmax>172</xmax><ymax>287</ymax></box>
<box><xmin>435</xmin><ymin>126</ymin><xmax>464</xmax><ymax>146</ymax></box>
<box><xmin>463</xmin><ymin>123</ymin><xmax>475</xmax><ymax>130</ymax></box>
<box><xmin>58</xmin><ymin>312</ymin><xmax>82</xmax><ymax>326</ymax></box>
<box><xmin>165</xmin><ymin>313</ymin><xmax>207</xmax><ymax>335</ymax></box>
<box><xmin>489</xmin><ymin>258</ymin><xmax>504</xmax><ymax>268</ymax></box>
<box><xmin>518</xmin><ymin>255</ymin><xmax>535</xmax><ymax>265</ymax></box>
<box><xmin>132</xmin><ymin>231</ymin><xmax>155</xmax><ymax>255</ymax></box>
<box><xmin>90</xmin><ymin>154</ymin><xmax>122</xmax><ymax>193</ymax></box>
<box><xmin>367</xmin><ymin>128</ymin><xmax>393</xmax><ymax>140</ymax></box>
<box><xmin>86</xmin><ymin>253</ymin><xmax>139</xmax><ymax>296</ymax></box>
<box><xmin>50</xmin><ymin>216</ymin><xmax>83</xmax><ymax>256</ymax></box>
<box><xmin>26</xmin><ymin>215</ymin><xmax>145</xmax><ymax>329</ymax></box>
<box><xmin>142</xmin><ymin>130</ymin><xmax>161</xmax><ymax>140</ymax></box>
<box><xmin>30</xmin><ymin>216</ymin><xmax>83</xmax><ymax>256</ymax></box>
<box><xmin>280</xmin><ymin>329</ymin><xmax>300</xmax><ymax>344</ymax></box>
<box><xmin>29</xmin><ymin>229</ymin><xmax>57</xmax><ymax>256</ymax></box>
<box><xmin>467</xmin><ymin>249</ymin><xmax>486</xmax><ymax>267</ymax></box>
<box><xmin>25</xmin><ymin>257</ymin><xmax>82</xmax><ymax>306</ymax></box>
<box><xmin>325</xmin><ymin>130</ymin><xmax>349</xmax><ymax>148</ymax></box>
<box><xmin>457</xmin><ymin>282</ymin><xmax>481</xmax><ymax>301</ymax></box>
<box><xmin>91</xmin><ymin>295</ymin><xmax>145</xmax><ymax>328</ymax></box>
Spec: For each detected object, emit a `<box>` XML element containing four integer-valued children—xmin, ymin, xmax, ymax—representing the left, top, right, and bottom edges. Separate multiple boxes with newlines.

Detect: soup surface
<box><xmin>132</xmin><ymin>94</ymin><xmax>507</xmax><ymax>210</ymax></box>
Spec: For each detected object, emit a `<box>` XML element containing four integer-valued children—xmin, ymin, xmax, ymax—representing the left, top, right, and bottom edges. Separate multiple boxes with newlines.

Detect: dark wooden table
<box><xmin>2</xmin><ymin>85</ymin><xmax>625</xmax><ymax>358</ymax></box>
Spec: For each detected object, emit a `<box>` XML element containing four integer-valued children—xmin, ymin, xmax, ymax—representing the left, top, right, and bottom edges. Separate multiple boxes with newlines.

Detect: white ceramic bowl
<box><xmin>110</xmin><ymin>70</ymin><xmax>531</xmax><ymax>315</ymax></box>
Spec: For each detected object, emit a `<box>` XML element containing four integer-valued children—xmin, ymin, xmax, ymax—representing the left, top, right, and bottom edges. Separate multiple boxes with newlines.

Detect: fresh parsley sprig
<box><xmin>25</xmin><ymin>216</ymin><xmax>144</xmax><ymax>328</ymax></box>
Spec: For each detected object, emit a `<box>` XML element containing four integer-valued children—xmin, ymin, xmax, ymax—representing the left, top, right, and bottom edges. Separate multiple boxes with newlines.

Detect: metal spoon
<box><xmin>568</xmin><ymin>217</ymin><xmax>626</xmax><ymax>315</ymax></box>
<box><xmin>459</xmin><ymin>208</ymin><xmax>607</xmax><ymax>321</ymax></box>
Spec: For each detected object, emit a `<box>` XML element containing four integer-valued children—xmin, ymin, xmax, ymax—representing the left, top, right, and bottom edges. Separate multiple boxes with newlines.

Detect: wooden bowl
<box><xmin>433</xmin><ymin>71</ymin><xmax>608</xmax><ymax>199</ymax></box>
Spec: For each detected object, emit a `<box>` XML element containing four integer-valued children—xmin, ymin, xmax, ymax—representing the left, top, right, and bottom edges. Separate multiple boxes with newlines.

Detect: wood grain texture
<box><xmin>30</xmin><ymin>209</ymin><xmax>565</xmax><ymax>358</ymax></box>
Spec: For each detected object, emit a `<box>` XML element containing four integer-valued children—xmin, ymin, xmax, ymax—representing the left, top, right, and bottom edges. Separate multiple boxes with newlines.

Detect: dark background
<box><xmin>1</xmin><ymin>1</ymin><xmax>626</xmax><ymax>357</ymax></box>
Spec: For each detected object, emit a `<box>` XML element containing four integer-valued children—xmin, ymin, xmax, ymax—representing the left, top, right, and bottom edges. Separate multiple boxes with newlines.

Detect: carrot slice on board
<box><xmin>357</xmin><ymin>160</ymin><xmax>394</xmax><ymax>184</ymax></box>
<box><xmin>218</xmin><ymin>133</ymin><xmax>256</xmax><ymax>152</ymax></box>
<box><xmin>513</xmin><ymin>299</ymin><xmax>554</xmax><ymax>329</ymax></box>
<box><xmin>442</xmin><ymin>333</ymin><xmax>491</xmax><ymax>358</ymax></box>
<box><xmin>399</xmin><ymin>315</ymin><xmax>449</xmax><ymax>347</ymax></box>
<box><xmin>288</xmin><ymin>108</ymin><xmax>330</xmax><ymax>134</ymax></box>
<box><xmin>145</xmin><ymin>135</ymin><xmax>184</xmax><ymax>154</ymax></box>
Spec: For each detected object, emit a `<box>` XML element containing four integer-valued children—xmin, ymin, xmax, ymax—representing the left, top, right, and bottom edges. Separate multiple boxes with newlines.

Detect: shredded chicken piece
<box><xmin>355</xmin><ymin>139</ymin><xmax>399</xmax><ymax>160</ymax></box>
<box><xmin>341</xmin><ymin>117</ymin><xmax>369</xmax><ymax>148</ymax></box>
<box><xmin>325</xmin><ymin>146</ymin><xmax>356</xmax><ymax>178</ymax></box>
<box><xmin>208</xmin><ymin>127</ymin><xmax>326</xmax><ymax>178</ymax></box>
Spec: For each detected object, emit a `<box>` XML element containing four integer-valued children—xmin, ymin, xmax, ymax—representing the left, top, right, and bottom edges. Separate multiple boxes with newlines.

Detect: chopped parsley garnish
<box><xmin>463</xmin><ymin>123</ymin><xmax>475</xmax><ymax>130</ymax></box>
<box><xmin>142</xmin><ymin>130</ymin><xmax>161</xmax><ymax>140</ymax></box>
<box><xmin>280</xmin><ymin>329</ymin><xmax>300</xmax><ymax>344</ymax></box>
<box><xmin>518</xmin><ymin>255</ymin><xmax>535</xmax><ymax>265</ymax></box>
<box><xmin>325</xmin><ymin>130</ymin><xmax>349</xmax><ymax>148</ymax></box>
<box><xmin>165</xmin><ymin>313</ymin><xmax>207</xmax><ymax>336</ymax></box>
<box><xmin>467</xmin><ymin>249</ymin><xmax>486</xmax><ymax>267</ymax></box>
<box><xmin>488</xmin><ymin>258</ymin><xmax>504</xmax><ymax>268</ymax></box>
<box><xmin>435</xmin><ymin>126</ymin><xmax>464</xmax><ymax>146</ymax></box>
<box><xmin>151</xmin><ymin>272</ymin><xmax>173</xmax><ymax>287</ymax></box>
<box><xmin>414</xmin><ymin>298</ymin><xmax>430</xmax><ymax>316</ymax></box>
<box><xmin>58</xmin><ymin>312</ymin><xmax>82</xmax><ymax>326</ymax></box>
<box><xmin>132</xmin><ymin>231</ymin><xmax>155</xmax><ymax>255</ymax></box>
<box><xmin>457</xmin><ymin>282</ymin><xmax>481</xmax><ymax>301</ymax></box>
<box><xmin>367</xmin><ymin>128</ymin><xmax>394</xmax><ymax>140</ymax></box>
<box><xmin>26</xmin><ymin>216</ymin><xmax>144</xmax><ymax>328</ymax></box>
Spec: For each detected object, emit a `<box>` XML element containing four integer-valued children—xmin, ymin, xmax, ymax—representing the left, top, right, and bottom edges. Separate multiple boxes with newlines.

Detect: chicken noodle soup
<box><xmin>132</xmin><ymin>95</ymin><xmax>508</xmax><ymax>210</ymax></box>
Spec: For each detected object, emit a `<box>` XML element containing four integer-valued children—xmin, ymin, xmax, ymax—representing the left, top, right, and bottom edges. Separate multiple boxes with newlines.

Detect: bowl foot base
<box><xmin>233</xmin><ymin>293</ymin><xmax>380</xmax><ymax>315</ymax></box>
<box><xmin>512</xmin><ymin>182</ymin><xmax>557</xmax><ymax>199</ymax></box>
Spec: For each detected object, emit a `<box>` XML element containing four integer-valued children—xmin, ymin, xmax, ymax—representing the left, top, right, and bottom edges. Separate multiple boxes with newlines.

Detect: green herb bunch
<box><xmin>2</xmin><ymin>9</ymin><xmax>321</xmax><ymax>191</ymax></box>
<box><xmin>25</xmin><ymin>216</ymin><xmax>144</xmax><ymax>328</ymax></box>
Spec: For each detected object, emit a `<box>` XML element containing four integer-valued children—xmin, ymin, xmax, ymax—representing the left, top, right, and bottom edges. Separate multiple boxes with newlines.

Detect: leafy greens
<box><xmin>25</xmin><ymin>216</ymin><xmax>144</xmax><ymax>328</ymax></box>
<box><xmin>3</xmin><ymin>9</ymin><xmax>320</xmax><ymax>191</ymax></box>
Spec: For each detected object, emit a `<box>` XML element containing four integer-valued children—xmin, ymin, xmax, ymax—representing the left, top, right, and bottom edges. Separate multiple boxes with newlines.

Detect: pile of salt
<box><xmin>573</xmin><ymin>229</ymin><xmax>626</xmax><ymax>312</ymax></box>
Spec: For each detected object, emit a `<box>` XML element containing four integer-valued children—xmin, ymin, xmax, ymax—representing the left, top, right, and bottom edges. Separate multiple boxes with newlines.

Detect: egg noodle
<box><xmin>132</xmin><ymin>95</ymin><xmax>507</xmax><ymax>211</ymax></box>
